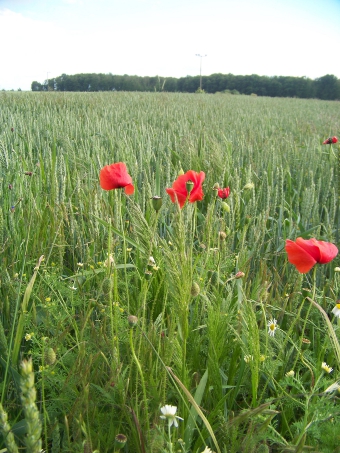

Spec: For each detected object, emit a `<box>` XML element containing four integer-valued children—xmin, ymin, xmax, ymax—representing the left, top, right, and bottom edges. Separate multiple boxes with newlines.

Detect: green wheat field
<box><xmin>0</xmin><ymin>91</ymin><xmax>340</xmax><ymax>453</ymax></box>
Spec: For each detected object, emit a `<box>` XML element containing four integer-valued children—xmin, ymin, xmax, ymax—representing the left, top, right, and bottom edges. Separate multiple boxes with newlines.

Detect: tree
<box><xmin>31</xmin><ymin>81</ymin><xmax>43</xmax><ymax>91</ymax></box>
<box><xmin>315</xmin><ymin>74</ymin><xmax>340</xmax><ymax>100</ymax></box>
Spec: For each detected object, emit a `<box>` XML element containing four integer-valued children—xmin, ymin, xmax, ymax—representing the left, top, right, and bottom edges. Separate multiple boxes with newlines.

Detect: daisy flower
<box><xmin>321</xmin><ymin>362</ymin><xmax>333</xmax><ymax>374</ymax></box>
<box><xmin>244</xmin><ymin>355</ymin><xmax>253</xmax><ymax>363</ymax></box>
<box><xmin>160</xmin><ymin>405</ymin><xmax>183</xmax><ymax>428</ymax></box>
<box><xmin>332</xmin><ymin>302</ymin><xmax>340</xmax><ymax>318</ymax></box>
<box><xmin>267</xmin><ymin>318</ymin><xmax>278</xmax><ymax>337</ymax></box>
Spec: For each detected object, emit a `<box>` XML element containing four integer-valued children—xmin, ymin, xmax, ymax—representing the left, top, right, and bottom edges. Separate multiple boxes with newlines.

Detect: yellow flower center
<box><xmin>270</xmin><ymin>324</ymin><xmax>275</xmax><ymax>330</ymax></box>
<box><xmin>336</xmin><ymin>303</ymin><xmax>340</xmax><ymax>309</ymax></box>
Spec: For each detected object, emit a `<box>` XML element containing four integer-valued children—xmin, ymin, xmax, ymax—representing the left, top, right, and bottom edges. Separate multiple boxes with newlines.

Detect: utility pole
<box><xmin>195</xmin><ymin>54</ymin><xmax>207</xmax><ymax>90</ymax></box>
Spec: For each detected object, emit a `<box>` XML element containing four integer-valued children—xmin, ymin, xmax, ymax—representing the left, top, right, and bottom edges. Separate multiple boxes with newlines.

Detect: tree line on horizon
<box><xmin>30</xmin><ymin>72</ymin><xmax>340</xmax><ymax>100</ymax></box>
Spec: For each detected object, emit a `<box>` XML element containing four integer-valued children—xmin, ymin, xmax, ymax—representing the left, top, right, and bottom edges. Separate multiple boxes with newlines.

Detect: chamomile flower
<box><xmin>322</xmin><ymin>362</ymin><xmax>333</xmax><ymax>374</ymax></box>
<box><xmin>324</xmin><ymin>381</ymin><xmax>340</xmax><ymax>393</ymax></box>
<box><xmin>148</xmin><ymin>256</ymin><xmax>156</xmax><ymax>266</ymax></box>
<box><xmin>244</xmin><ymin>355</ymin><xmax>253</xmax><ymax>363</ymax></box>
<box><xmin>267</xmin><ymin>318</ymin><xmax>278</xmax><ymax>336</ymax></box>
<box><xmin>332</xmin><ymin>302</ymin><xmax>340</xmax><ymax>318</ymax></box>
<box><xmin>160</xmin><ymin>405</ymin><xmax>183</xmax><ymax>428</ymax></box>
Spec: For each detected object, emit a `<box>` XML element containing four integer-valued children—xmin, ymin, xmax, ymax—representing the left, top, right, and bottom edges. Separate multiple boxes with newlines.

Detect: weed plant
<box><xmin>0</xmin><ymin>91</ymin><xmax>339</xmax><ymax>452</ymax></box>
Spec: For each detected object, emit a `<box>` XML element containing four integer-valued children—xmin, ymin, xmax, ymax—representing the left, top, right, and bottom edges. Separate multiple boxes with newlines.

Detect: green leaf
<box><xmin>184</xmin><ymin>369</ymin><xmax>208</xmax><ymax>450</ymax></box>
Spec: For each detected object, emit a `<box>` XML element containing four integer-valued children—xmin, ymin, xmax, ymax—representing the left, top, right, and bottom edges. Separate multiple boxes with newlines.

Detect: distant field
<box><xmin>0</xmin><ymin>91</ymin><xmax>339</xmax><ymax>453</ymax></box>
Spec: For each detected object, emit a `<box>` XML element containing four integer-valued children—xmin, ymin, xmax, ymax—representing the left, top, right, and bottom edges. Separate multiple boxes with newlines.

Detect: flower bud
<box><xmin>221</xmin><ymin>202</ymin><xmax>230</xmax><ymax>212</ymax></box>
<box><xmin>190</xmin><ymin>282</ymin><xmax>200</xmax><ymax>297</ymax></box>
<box><xmin>128</xmin><ymin>315</ymin><xmax>138</xmax><ymax>327</ymax></box>
<box><xmin>101</xmin><ymin>277</ymin><xmax>113</xmax><ymax>296</ymax></box>
<box><xmin>212</xmin><ymin>182</ymin><xmax>220</xmax><ymax>190</ymax></box>
<box><xmin>178</xmin><ymin>168</ymin><xmax>184</xmax><ymax>176</ymax></box>
<box><xmin>235</xmin><ymin>271</ymin><xmax>245</xmax><ymax>279</ymax></box>
<box><xmin>207</xmin><ymin>270</ymin><xmax>218</xmax><ymax>286</ymax></box>
<box><xmin>44</xmin><ymin>348</ymin><xmax>56</xmax><ymax>365</ymax></box>
<box><xmin>151</xmin><ymin>196</ymin><xmax>162</xmax><ymax>212</ymax></box>
<box><xmin>218</xmin><ymin>231</ymin><xmax>227</xmax><ymax>241</ymax></box>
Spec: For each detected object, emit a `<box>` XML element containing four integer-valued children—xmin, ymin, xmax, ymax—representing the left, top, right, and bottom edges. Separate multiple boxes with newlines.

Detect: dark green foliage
<box><xmin>30</xmin><ymin>72</ymin><xmax>340</xmax><ymax>99</ymax></box>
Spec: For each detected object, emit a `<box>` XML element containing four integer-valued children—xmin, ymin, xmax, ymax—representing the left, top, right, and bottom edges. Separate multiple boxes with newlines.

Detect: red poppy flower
<box><xmin>166</xmin><ymin>170</ymin><xmax>205</xmax><ymax>209</ymax></box>
<box><xmin>322</xmin><ymin>136</ymin><xmax>338</xmax><ymax>144</ymax></box>
<box><xmin>217</xmin><ymin>187</ymin><xmax>230</xmax><ymax>199</ymax></box>
<box><xmin>285</xmin><ymin>237</ymin><xmax>338</xmax><ymax>273</ymax></box>
<box><xmin>100</xmin><ymin>162</ymin><xmax>134</xmax><ymax>195</ymax></box>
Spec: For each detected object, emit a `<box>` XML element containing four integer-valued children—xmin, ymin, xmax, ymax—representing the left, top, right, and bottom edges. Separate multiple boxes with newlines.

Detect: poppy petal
<box><xmin>217</xmin><ymin>187</ymin><xmax>230</xmax><ymax>199</ymax></box>
<box><xmin>315</xmin><ymin>241</ymin><xmax>338</xmax><ymax>264</ymax></box>
<box><xmin>295</xmin><ymin>238</ymin><xmax>321</xmax><ymax>262</ymax></box>
<box><xmin>166</xmin><ymin>188</ymin><xmax>187</xmax><ymax>208</ymax></box>
<box><xmin>99</xmin><ymin>162</ymin><xmax>133</xmax><ymax>192</ymax></box>
<box><xmin>124</xmin><ymin>184</ymin><xmax>134</xmax><ymax>195</ymax></box>
<box><xmin>166</xmin><ymin>170</ymin><xmax>205</xmax><ymax>208</ymax></box>
<box><xmin>188</xmin><ymin>171</ymin><xmax>205</xmax><ymax>203</ymax></box>
<box><xmin>285</xmin><ymin>239</ymin><xmax>317</xmax><ymax>273</ymax></box>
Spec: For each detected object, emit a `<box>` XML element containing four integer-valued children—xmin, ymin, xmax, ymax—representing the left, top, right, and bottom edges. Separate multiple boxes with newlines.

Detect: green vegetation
<box><xmin>0</xmin><ymin>91</ymin><xmax>339</xmax><ymax>452</ymax></box>
<box><xmin>30</xmin><ymin>72</ymin><xmax>340</xmax><ymax>100</ymax></box>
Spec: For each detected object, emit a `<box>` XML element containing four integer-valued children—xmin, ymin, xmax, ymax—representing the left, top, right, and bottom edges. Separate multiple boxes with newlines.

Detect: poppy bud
<box><xmin>44</xmin><ymin>348</ymin><xmax>56</xmax><ymax>365</ymax></box>
<box><xmin>114</xmin><ymin>434</ymin><xmax>127</xmax><ymax>450</ymax></box>
<box><xmin>218</xmin><ymin>231</ymin><xmax>227</xmax><ymax>240</ymax></box>
<box><xmin>8</xmin><ymin>184</ymin><xmax>12</xmax><ymax>190</ymax></box>
<box><xmin>24</xmin><ymin>171</ymin><xmax>33</xmax><ymax>176</ymax></box>
<box><xmin>190</xmin><ymin>282</ymin><xmax>200</xmax><ymax>297</ymax></box>
<box><xmin>221</xmin><ymin>202</ymin><xmax>230</xmax><ymax>212</ymax></box>
<box><xmin>178</xmin><ymin>168</ymin><xmax>184</xmax><ymax>176</ymax></box>
<box><xmin>151</xmin><ymin>196</ymin><xmax>162</xmax><ymax>212</ymax></box>
<box><xmin>323</xmin><ymin>136</ymin><xmax>338</xmax><ymax>145</ymax></box>
<box><xmin>102</xmin><ymin>277</ymin><xmax>113</xmax><ymax>295</ymax></box>
<box><xmin>128</xmin><ymin>315</ymin><xmax>138</xmax><ymax>327</ymax></box>
<box><xmin>235</xmin><ymin>271</ymin><xmax>245</xmax><ymax>279</ymax></box>
<box><xmin>212</xmin><ymin>183</ymin><xmax>220</xmax><ymax>190</ymax></box>
<box><xmin>207</xmin><ymin>270</ymin><xmax>218</xmax><ymax>286</ymax></box>
<box><xmin>186</xmin><ymin>180</ymin><xmax>194</xmax><ymax>194</ymax></box>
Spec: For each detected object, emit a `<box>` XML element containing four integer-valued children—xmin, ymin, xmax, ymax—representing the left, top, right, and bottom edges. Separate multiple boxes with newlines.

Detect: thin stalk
<box><xmin>129</xmin><ymin>328</ymin><xmax>150</xmax><ymax>434</ymax></box>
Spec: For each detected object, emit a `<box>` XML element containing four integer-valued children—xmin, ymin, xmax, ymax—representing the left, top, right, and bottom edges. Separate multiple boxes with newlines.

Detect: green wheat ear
<box><xmin>20</xmin><ymin>359</ymin><xmax>42</xmax><ymax>453</ymax></box>
<box><xmin>0</xmin><ymin>403</ymin><xmax>19</xmax><ymax>453</ymax></box>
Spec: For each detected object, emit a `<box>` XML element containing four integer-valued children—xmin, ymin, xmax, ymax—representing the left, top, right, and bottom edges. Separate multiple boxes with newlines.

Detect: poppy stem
<box><xmin>337</xmin><ymin>146</ymin><xmax>340</xmax><ymax>244</ymax></box>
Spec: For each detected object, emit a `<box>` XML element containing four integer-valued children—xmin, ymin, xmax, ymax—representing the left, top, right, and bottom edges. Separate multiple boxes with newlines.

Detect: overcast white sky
<box><xmin>0</xmin><ymin>0</ymin><xmax>339</xmax><ymax>90</ymax></box>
